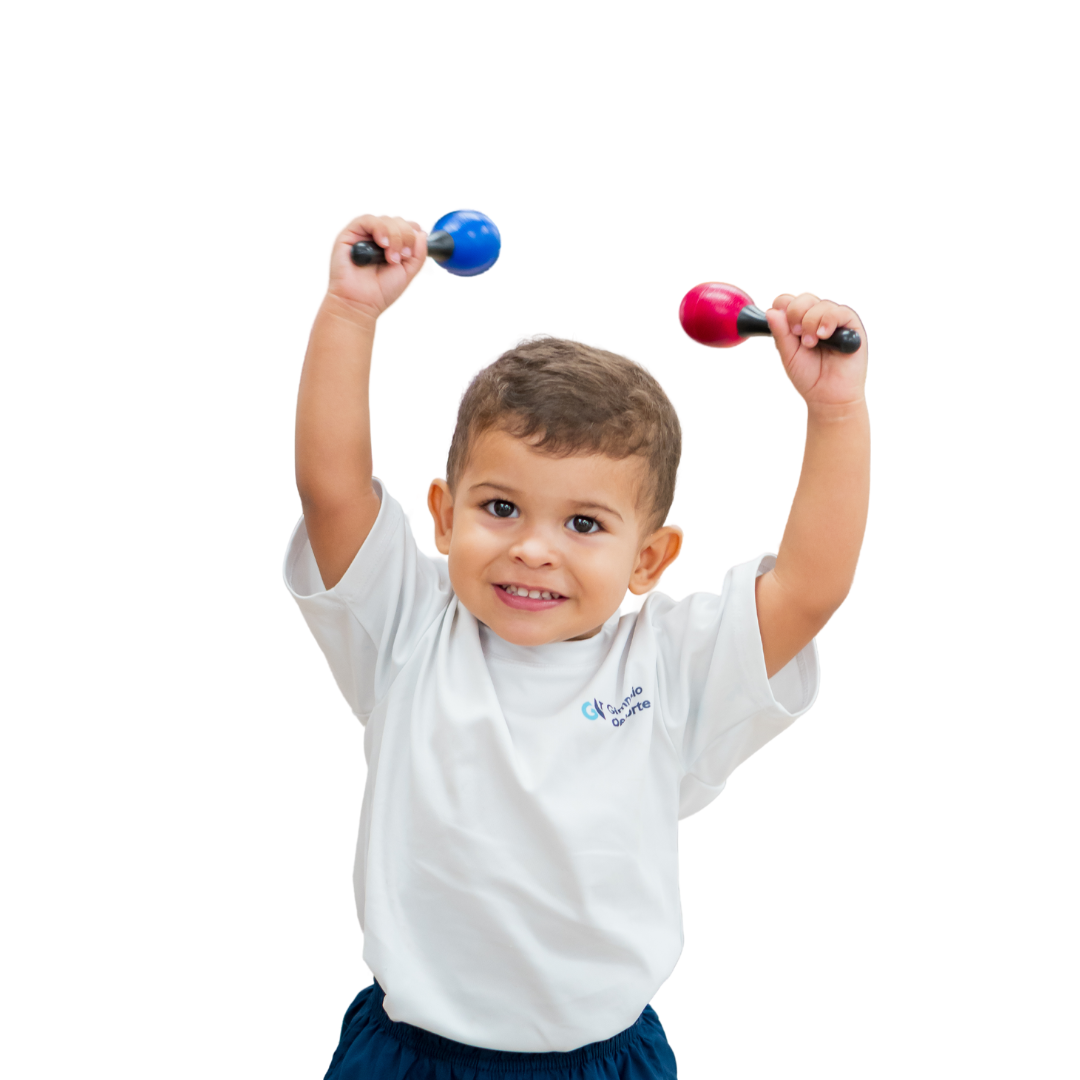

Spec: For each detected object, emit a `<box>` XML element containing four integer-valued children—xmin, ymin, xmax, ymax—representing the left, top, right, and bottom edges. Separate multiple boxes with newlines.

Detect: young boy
<box><xmin>285</xmin><ymin>215</ymin><xmax>869</xmax><ymax>1078</ymax></box>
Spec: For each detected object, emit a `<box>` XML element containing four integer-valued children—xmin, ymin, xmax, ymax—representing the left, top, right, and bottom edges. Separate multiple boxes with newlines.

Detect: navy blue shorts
<box><xmin>324</xmin><ymin>983</ymin><xmax>678</xmax><ymax>1079</ymax></box>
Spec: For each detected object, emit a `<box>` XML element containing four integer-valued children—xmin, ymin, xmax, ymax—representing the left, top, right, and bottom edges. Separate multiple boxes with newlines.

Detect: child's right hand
<box><xmin>326</xmin><ymin>214</ymin><xmax>428</xmax><ymax>320</ymax></box>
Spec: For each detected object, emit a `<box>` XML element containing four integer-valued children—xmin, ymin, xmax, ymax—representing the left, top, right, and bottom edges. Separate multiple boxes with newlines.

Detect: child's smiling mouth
<box><xmin>494</xmin><ymin>583</ymin><xmax>567</xmax><ymax>610</ymax></box>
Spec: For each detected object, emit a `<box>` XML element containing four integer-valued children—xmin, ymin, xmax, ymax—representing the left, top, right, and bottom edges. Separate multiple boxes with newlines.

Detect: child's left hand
<box><xmin>766</xmin><ymin>293</ymin><xmax>867</xmax><ymax>409</ymax></box>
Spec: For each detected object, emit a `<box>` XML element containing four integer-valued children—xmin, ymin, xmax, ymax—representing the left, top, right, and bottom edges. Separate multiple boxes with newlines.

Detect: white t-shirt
<box><xmin>284</xmin><ymin>481</ymin><xmax>818</xmax><ymax>1052</ymax></box>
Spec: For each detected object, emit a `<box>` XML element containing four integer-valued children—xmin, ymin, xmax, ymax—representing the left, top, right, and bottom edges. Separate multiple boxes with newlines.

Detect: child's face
<box><xmin>428</xmin><ymin>429</ymin><xmax>682</xmax><ymax>646</ymax></box>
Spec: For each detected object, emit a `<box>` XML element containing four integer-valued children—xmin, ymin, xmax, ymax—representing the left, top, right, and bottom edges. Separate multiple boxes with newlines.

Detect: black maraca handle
<box><xmin>351</xmin><ymin>231</ymin><xmax>454</xmax><ymax>267</ymax></box>
<box><xmin>737</xmin><ymin>305</ymin><xmax>861</xmax><ymax>354</ymax></box>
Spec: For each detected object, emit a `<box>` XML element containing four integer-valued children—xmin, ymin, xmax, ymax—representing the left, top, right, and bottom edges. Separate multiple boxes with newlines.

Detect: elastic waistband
<box><xmin>366</xmin><ymin>982</ymin><xmax>653</xmax><ymax>1073</ymax></box>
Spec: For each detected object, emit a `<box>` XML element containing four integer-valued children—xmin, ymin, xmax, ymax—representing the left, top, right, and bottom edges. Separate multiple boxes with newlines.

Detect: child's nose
<box><xmin>509</xmin><ymin>531</ymin><xmax>558</xmax><ymax>568</ymax></box>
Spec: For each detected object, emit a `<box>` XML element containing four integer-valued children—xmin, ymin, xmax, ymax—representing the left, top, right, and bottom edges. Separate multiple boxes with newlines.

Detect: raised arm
<box><xmin>754</xmin><ymin>293</ymin><xmax>870</xmax><ymax>678</ymax></box>
<box><xmin>295</xmin><ymin>215</ymin><xmax>426</xmax><ymax>589</ymax></box>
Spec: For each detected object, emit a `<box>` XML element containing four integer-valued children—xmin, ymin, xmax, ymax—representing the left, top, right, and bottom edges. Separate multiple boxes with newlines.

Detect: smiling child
<box><xmin>285</xmin><ymin>215</ymin><xmax>870</xmax><ymax>1079</ymax></box>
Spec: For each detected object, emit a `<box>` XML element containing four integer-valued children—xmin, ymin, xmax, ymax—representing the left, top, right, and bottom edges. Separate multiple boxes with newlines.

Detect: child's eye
<box><xmin>568</xmin><ymin>515</ymin><xmax>600</xmax><ymax>535</ymax></box>
<box><xmin>484</xmin><ymin>499</ymin><xmax>518</xmax><ymax>519</ymax></box>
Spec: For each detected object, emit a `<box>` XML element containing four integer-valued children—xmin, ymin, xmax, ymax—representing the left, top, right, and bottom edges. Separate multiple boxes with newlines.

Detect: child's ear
<box><xmin>428</xmin><ymin>479</ymin><xmax>454</xmax><ymax>555</ymax></box>
<box><xmin>630</xmin><ymin>522</ymin><xmax>686</xmax><ymax>600</ymax></box>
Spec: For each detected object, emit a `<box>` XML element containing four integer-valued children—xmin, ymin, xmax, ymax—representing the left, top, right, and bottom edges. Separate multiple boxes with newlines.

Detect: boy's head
<box><xmin>428</xmin><ymin>338</ymin><xmax>684</xmax><ymax>646</ymax></box>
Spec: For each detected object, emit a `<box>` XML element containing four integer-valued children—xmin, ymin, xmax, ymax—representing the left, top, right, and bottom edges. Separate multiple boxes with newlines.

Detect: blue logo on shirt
<box><xmin>581</xmin><ymin>687</ymin><xmax>651</xmax><ymax>727</ymax></box>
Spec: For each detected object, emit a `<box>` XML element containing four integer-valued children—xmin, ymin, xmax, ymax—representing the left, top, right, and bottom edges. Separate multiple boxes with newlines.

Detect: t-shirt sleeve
<box><xmin>282</xmin><ymin>480</ymin><xmax>451</xmax><ymax>722</ymax></box>
<box><xmin>649</xmin><ymin>554</ymin><xmax>820</xmax><ymax>818</ymax></box>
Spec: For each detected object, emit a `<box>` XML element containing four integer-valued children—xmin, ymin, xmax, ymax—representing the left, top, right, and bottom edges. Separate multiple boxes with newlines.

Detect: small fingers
<box><xmin>773</xmin><ymin>293</ymin><xmax>854</xmax><ymax>348</ymax></box>
<box><xmin>340</xmin><ymin>215</ymin><xmax>420</xmax><ymax>265</ymax></box>
<box><xmin>811</xmin><ymin>313</ymin><xmax>835</xmax><ymax>344</ymax></box>
<box><xmin>800</xmin><ymin>300</ymin><xmax>854</xmax><ymax>348</ymax></box>
<box><xmin>406</xmin><ymin>217</ymin><xmax>427</xmax><ymax>263</ymax></box>
<box><xmin>380</xmin><ymin>218</ymin><xmax>406</xmax><ymax>264</ymax></box>
<box><xmin>380</xmin><ymin>214</ymin><xmax>429</xmax><ymax>265</ymax></box>
<box><xmin>340</xmin><ymin>214</ymin><xmax>383</xmax><ymax>244</ymax></box>
<box><xmin>780</xmin><ymin>292</ymin><xmax>820</xmax><ymax>340</ymax></box>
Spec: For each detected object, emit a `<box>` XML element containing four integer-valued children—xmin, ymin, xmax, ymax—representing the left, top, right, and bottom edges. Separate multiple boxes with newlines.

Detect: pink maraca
<box><xmin>679</xmin><ymin>282</ymin><xmax>860</xmax><ymax>353</ymax></box>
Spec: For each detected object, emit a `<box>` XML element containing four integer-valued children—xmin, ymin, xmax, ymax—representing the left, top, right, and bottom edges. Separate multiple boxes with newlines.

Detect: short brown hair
<box><xmin>447</xmin><ymin>337</ymin><xmax>681</xmax><ymax>530</ymax></box>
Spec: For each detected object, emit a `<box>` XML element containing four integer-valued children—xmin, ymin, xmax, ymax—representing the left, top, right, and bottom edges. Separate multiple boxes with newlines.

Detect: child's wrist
<box><xmin>803</xmin><ymin>397</ymin><xmax>868</xmax><ymax>421</ymax></box>
<box><xmin>321</xmin><ymin>291</ymin><xmax>381</xmax><ymax>332</ymax></box>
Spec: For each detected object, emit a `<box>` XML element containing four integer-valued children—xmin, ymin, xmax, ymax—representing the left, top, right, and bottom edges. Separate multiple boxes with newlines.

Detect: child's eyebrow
<box><xmin>466</xmin><ymin>483</ymin><xmax>626</xmax><ymax>520</ymax></box>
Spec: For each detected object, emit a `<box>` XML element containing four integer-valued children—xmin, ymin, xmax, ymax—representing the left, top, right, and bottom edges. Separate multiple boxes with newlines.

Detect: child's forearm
<box><xmin>296</xmin><ymin>295</ymin><xmax>377</xmax><ymax>507</ymax></box>
<box><xmin>756</xmin><ymin>399</ymin><xmax>870</xmax><ymax>676</ymax></box>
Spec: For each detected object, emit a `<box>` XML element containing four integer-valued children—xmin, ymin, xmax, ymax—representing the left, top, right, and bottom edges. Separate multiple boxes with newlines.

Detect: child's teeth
<box><xmin>502</xmin><ymin>584</ymin><xmax>562</xmax><ymax>599</ymax></box>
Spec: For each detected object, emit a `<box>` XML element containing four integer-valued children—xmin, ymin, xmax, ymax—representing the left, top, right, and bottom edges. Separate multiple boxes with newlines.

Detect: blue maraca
<box><xmin>350</xmin><ymin>209</ymin><xmax>501</xmax><ymax>277</ymax></box>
